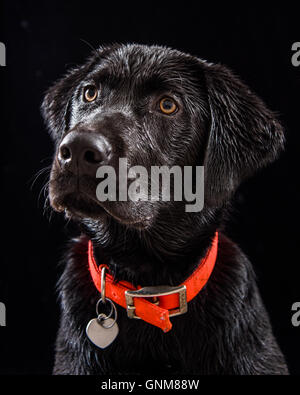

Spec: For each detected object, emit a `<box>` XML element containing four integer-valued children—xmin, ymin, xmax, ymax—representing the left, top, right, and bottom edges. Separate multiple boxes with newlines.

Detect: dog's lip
<box><xmin>52</xmin><ymin>188</ymin><xmax>152</xmax><ymax>227</ymax></box>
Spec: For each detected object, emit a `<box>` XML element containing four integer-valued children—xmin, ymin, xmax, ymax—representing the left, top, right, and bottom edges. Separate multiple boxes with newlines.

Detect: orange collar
<box><xmin>88</xmin><ymin>232</ymin><xmax>218</xmax><ymax>332</ymax></box>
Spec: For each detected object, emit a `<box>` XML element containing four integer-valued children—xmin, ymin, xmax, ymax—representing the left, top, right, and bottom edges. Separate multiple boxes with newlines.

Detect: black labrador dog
<box><xmin>42</xmin><ymin>43</ymin><xmax>288</xmax><ymax>375</ymax></box>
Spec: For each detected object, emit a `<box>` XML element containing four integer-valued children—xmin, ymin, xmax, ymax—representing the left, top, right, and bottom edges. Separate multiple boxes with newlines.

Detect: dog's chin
<box><xmin>50</xmin><ymin>191</ymin><xmax>153</xmax><ymax>229</ymax></box>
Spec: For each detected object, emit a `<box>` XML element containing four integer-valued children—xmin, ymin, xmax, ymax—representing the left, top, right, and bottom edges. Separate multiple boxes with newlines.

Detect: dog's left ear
<box><xmin>41</xmin><ymin>53</ymin><xmax>98</xmax><ymax>138</ymax></box>
<box><xmin>202</xmin><ymin>62</ymin><xmax>285</xmax><ymax>206</ymax></box>
<box><xmin>41</xmin><ymin>66</ymin><xmax>83</xmax><ymax>139</ymax></box>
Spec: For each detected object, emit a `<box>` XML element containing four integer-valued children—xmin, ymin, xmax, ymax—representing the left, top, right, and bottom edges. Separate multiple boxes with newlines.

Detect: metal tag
<box><xmin>86</xmin><ymin>317</ymin><xmax>119</xmax><ymax>349</ymax></box>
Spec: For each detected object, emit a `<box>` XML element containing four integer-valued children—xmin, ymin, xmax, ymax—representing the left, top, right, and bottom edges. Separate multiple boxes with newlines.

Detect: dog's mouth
<box><xmin>54</xmin><ymin>192</ymin><xmax>106</xmax><ymax>219</ymax></box>
<box><xmin>49</xmin><ymin>172</ymin><xmax>153</xmax><ymax>229</ymax></box>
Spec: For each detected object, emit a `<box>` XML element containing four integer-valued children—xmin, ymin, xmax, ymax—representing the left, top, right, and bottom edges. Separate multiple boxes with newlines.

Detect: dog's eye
<box><xmin>159</xmin><ymin>97</ymin><xmax>178</xmax><ymax>115</ymax></box>
<box><xmin>83</xmin><ymin>85</ymin><xmax>98</xmax><ymax>102</ymax></box>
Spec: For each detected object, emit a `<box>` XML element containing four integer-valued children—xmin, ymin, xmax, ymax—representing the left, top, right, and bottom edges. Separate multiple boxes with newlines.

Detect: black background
<box><xmin>0</xmin><ymin>1</ymin><xmax>299</xmax><ymax>375</ymax></box>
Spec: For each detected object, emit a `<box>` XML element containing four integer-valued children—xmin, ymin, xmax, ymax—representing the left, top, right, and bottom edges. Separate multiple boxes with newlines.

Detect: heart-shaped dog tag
<box><xmin>86</xmin><ymin>317</ymin><xmax>119</xmax><ymax>349</ymax></box>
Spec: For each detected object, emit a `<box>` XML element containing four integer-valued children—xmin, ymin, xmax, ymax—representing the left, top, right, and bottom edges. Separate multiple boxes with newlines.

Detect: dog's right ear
<box><xmin>201</xmin><ymin>62</ymin><xmax>285</xmax><ymax>206</ymax></box>
<box><xmin>41</xmin><ymin>66</ymin><xmax>85</xmax><ymax>139</ymax></box>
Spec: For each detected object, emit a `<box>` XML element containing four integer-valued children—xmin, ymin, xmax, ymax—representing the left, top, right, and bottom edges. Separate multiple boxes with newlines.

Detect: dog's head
<box><xmin>42</xmin><ymin>44</ymin><xmax>284</xmax><ymax>230</ymax></box>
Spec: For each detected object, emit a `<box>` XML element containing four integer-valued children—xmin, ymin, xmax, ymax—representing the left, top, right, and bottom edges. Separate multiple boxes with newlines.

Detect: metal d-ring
<box><xmin>96</xmin><ymin>267</ymin><xmax>118</xmax><ymax>329</ymax></box>
<box><xmin>96</xmin><ymin>297</ymin><xmax>118</xmax><ymax>329</ymax></box>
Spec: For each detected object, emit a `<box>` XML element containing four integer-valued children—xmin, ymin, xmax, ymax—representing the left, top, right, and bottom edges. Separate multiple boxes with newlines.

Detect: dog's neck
<box><xmin>81</xmin><ymin>207</ymin><xmax>223</xmax><ymax>287</ymax></box>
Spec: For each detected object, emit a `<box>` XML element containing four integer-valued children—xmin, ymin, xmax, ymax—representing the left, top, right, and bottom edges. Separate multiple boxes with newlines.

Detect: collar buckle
<box><xmin>125</xmin><ymin>285</ymin><xmax>188</xmax><ymax>319</ymax></box>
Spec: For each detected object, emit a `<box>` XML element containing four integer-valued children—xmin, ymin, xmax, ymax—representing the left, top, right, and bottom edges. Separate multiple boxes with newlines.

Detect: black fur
<box><xmin>41</xmin><ymin>44</ymin><xmax>288</xmax><ymax>375</ymax></box>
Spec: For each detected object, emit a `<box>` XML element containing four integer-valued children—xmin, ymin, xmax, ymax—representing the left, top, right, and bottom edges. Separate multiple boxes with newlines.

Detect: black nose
<box><xmin>58</xmin><ymin>131</ymin><xmax>111</xmax><ymax>175</ymax></box>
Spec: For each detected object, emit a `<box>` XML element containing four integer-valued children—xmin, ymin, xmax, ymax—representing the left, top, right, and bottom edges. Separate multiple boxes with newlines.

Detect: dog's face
<box><xmin>42</xmin><ymin>44</ymin><xmax>284</xmax><ymax>230</ymax></box>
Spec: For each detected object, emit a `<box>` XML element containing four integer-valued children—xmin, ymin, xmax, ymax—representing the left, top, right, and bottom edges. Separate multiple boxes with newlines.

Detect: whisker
<box><xmin>29</xmin><ymin>165</ymin><xmax>51</xmax><ymax>190</ymax></box>
<box><xmin>38</xmin><ymin>180</ymin><xmax>50</xmax><ymax>205</ymax></box>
